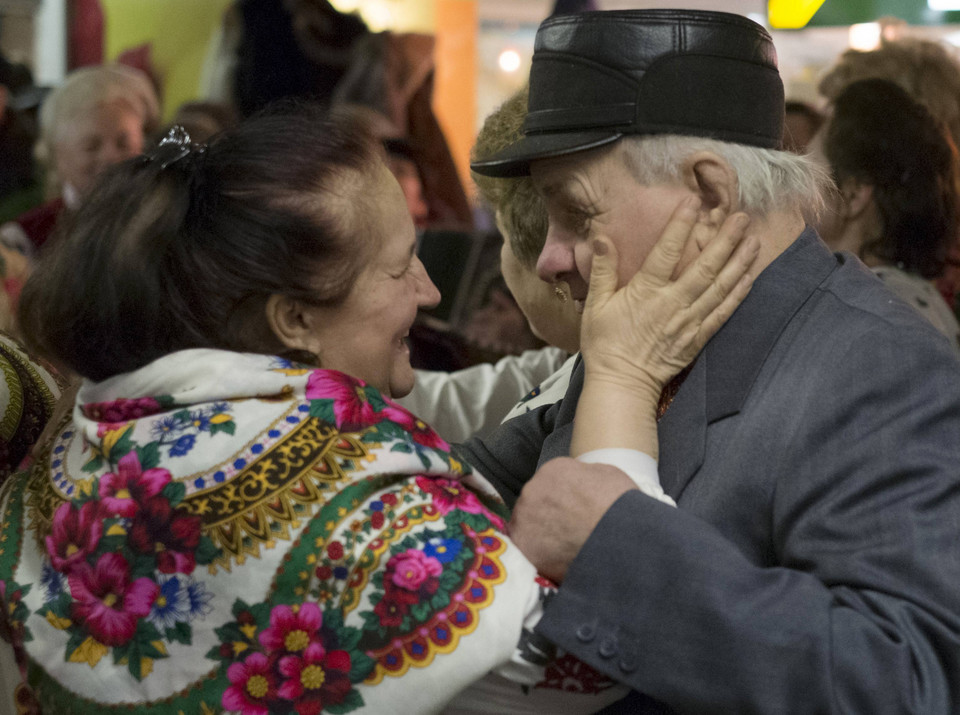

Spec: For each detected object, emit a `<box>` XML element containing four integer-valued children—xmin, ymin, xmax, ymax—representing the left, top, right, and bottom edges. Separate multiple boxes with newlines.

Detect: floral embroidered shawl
<box><xmin>0</xmin><ymin>349</ymin><xmax>625</xmax><ymax>714</ymax></box>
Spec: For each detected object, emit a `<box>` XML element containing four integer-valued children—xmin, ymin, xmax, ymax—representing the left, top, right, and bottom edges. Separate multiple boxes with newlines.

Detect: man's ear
<box><xmin>681</xmin><ymin>151</ymin><xmax>739</xmax><ymax>220</ymax></box>
<box><xmin>838</xmin><ymin>177</ymin><xmax>874</xmax><ymax>220</ymax></box>
<box><xmin>265</xmin><ymin>294</ymin><xmax>323</xmax><ymax>355</ymax></box>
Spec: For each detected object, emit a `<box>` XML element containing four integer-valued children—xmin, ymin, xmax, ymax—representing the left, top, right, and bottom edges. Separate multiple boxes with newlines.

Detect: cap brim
<box><xmin>470</xmin><ymin>130</ymin><xmax>623</xmax><ymax>178</ymax></box>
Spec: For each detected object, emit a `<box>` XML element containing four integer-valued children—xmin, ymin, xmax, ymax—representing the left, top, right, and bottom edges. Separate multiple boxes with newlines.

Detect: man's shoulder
<box><xmin>759</xmin><ymin>254</ymin><xmax>960</xmax><ymax>409</ymax></box>
<box><xmin>813</xmin><ymin>255</ymin><xmax>956</xmax><ymax>355</ymax></box>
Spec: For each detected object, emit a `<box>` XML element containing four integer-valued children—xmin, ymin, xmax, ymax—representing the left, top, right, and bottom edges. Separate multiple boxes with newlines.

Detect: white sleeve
<box><xmin>396</xmin><ymin>347</ymin><xmax>569</xmax><ymax>443</ymax></box>
<box><xmin>577</xmin><ymin>448</ymin><xmax>676</xmax><ymax>506</ymax></box>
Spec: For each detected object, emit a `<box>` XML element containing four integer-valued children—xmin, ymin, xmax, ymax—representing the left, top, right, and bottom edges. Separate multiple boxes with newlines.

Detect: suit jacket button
<box><xmin>576</xmin><ymin>621</ymin><xmax>597</xmax><ymax>643</ymax></box>
<box><xmin>619</xmin><ymin>651</ymin><xmax>638</xmax><ymax>673</ymax></box>
<box><xmin>599</xmin><ymin>636</ymin><xmax>618</xmax><ymax>658</ymax></box>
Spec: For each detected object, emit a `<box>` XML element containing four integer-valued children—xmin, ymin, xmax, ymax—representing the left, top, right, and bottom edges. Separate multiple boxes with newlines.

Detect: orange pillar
<box><xmin>433</xmin><ymin>0</ymin><xmax>477</xmax><ymax>200</ymax></box>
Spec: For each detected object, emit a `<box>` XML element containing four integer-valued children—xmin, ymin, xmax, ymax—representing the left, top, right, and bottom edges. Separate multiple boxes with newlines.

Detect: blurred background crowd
<box><xmin>2</xmin><ymin>0</ymin><xmax>960</xmax><ymax>454</ymax></box>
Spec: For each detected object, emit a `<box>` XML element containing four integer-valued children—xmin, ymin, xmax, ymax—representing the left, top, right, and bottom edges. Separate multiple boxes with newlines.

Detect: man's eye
<box><xmin>391</xmin><ymin>262</ymin><xmax>412</xmax><ymax>279</ymax></box>
<box><xmin>565</xmin><ymin>209</ymin><xmax>592</xmax><ymax>234</ymax></box>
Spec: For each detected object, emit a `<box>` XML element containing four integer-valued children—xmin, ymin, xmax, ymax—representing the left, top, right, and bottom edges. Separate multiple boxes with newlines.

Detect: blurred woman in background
<box><xmin>0</xmin><ymin>64</ymin><xmax>159</xmax><ymax>256</ymax></box>
<box><xmin>812</xmin><ymin>78</ymin><xmax>960</xmax><ymax>349</ymax></box>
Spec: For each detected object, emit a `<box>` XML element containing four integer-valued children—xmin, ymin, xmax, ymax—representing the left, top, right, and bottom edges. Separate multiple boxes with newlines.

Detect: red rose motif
<box><xmin>326</xmin><ymin>541</ymin><xmax>344</xmax><ymax>561</ymax></box>
<box><xmin>537</xmin><ymin>652</ymin><xmax>617</xmax><ymax>694</ymax></box>
<box><xmin>415</xmin><ymin>476</ymin><xmax>505</xmax><ymax>529</ymax></box>
<box><xmin>128</xmin><ymin>496</ymin><xmax>201</xmax><ymax>574</ymax></box>
<box><xmin>382</xmin><ymin>404</ymin><xmax>450</xmax><ymax>451</ymax></box>
<box><xmin>387</xmin><ymin>549</ymin><xmax>442</xmax><ymax>592</ymax></box>
<box><xmin>82</xmin><ymin>397</ymin><xmax>163</xmax><ymax>423</ymax></box>
<box><xmin>68</xmin><ymin>553</ymin><xmax>158</xmax><ymax>647</ymax></box>
<box><xmin>98</xmin><ymin>452</ymin><xmax>171</xmax><ymax>518</ymax></box>
<box><xmin>306</xmin><ymin>370</ymin><xmax>383</xmax><ymax>431</ymax></box>
<box><xmin>374</xmin><ymin>548</ymin><xmax>444</xmax><ymax>627</ymax></box>
<box><xmin>277</xmin><ymin>641</ymin><xmax>353</xmax><ymax>714</ymax></box>
<box><xmin>45</xmin><ymin>501</ymin><xmax>103</xmax><ymax>572</ymax></box>
<box><xmin>373</xmin><ymin>595</ymin><xmax>408</xmax><ymax>627</ymax></box>
<box><xmin>259</xmin><ymin>603</ymin><xmax>323</xmax><ymax>656</ymax></box>
<box><xmin>222</xmin><ymin>652</ymin><xmax>277</xmax><ymax>715</ymax></box>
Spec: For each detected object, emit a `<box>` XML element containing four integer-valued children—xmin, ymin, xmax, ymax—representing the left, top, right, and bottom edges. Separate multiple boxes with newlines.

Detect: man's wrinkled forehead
<box><xmin>530</xmin><ymin>143</ymin><xmax>620</xmax><ymax>204</ymax></box>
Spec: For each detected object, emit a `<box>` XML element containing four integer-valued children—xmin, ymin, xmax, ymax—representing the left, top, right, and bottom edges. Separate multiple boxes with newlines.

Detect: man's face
<box><xmin>531</xmin><ymin>142</ymin><xmax>691</xmax><ymax>313</ymax></box>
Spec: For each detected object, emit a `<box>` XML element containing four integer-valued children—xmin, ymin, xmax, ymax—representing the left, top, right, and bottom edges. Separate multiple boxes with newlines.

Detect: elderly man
<box><xmin>464</xmin><ymin>9</ymin><xmax>960</xmax><ymax>713</ymax></box>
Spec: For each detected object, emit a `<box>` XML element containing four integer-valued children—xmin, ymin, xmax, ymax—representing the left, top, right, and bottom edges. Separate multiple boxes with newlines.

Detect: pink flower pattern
<box><xmin>98</xmin><ymin>452</ymin><xmax>171</xmax><ymax>518</ymax></box>
<box><xmin>305</xmin><ymin>371</ymin><xmax>382</xmax><ymax>432</ymax></box>
<box><xmin>374</xmin><ymin>548</ymin><xmax>444</xmax><ymax>627</ymax></box>
<box><xmin>222</xmin><ymin>652</ymin><xmax>277</xmax><ymax>715</ymax></box>
<box><xmin>68</xmin><ymin>553</ymin><xmax>158</xmax><ymax>647</ymax></box>
<box><xmin>259</xmin><ymin>602</ymin><xmax>324</xmax><ymax>656</ymax></box>
<box><xmin>45</xmin><ymin>501</ymin><xmax>103</xmax><ymax>572</ymax></box>
<box><xmin>128</xmin><ymin>496</ymin><xmax>202</xmax><ymax>574</ymax></box>
<box><xmin>277</xmin><ymin>642</ymin><xmax>353</xmax><ymax>714</ymax></box>
<box><xmin>382</xmin><ymin>404</ymin><xmax>449</xmax><ymax>451</ymax></box>
<box><xmin>20</xmin><ymin>358</ymin><xmax>517</xmax><ymax>710</ymax></box>
<box><xmin>82</xmin><ymin>397</ymin><xmax>163</xmax><ymax>423</ymax></box>
<box><xmin>415</xmin><ymin>476</ymin><xmax>505</xmax><ymax>529</ymax></box>
<box><xmin>388</xmin><ymin>549</ymin><xmax>442</xmax><ymax>592</ymax></box>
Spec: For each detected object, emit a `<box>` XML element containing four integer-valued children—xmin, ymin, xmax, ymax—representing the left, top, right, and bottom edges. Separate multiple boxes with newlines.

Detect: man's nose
<box><xmin>536</xmin><ymin>231</ymin><xmax>577</xmax><ymax>284</ymax></box>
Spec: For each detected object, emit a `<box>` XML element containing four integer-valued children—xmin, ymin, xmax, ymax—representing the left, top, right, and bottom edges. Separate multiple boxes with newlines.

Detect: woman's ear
<box><xmin>265</xmin><ymin>294</ymin><xmax>323</xmax><ymax>355</ymax></box>
<box><xmin>838</xmin><ymin>177</ymin><xmax>874</xmax><ymax>220</ymax></box>
<box><xmin>681</xmin><ymin>151</ymin><xmax>739</xmax><ymax>220</ymax></box>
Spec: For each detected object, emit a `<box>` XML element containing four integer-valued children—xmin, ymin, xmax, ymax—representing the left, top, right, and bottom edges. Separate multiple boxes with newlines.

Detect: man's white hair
<box><xmin>620</xmin><ymin>135</ymin><xmax>831</xmax><ymax>223</ymax></box>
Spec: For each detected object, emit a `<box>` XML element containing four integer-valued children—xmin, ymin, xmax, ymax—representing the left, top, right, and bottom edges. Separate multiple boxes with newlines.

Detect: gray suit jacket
<box><xmin>458</xmin><ymin>228</ymin><xmax>960</xmax><ymax>714</ymax></box>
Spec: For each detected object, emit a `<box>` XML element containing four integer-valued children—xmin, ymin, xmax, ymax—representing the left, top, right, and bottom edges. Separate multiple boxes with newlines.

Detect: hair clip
<box><xmin>148</xmin><ymin>125</ymin><xmax>205</xmax><ymax>170</ymax></box>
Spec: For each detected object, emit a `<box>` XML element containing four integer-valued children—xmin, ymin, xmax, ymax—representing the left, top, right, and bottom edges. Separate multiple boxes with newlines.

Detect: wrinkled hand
<box><xmin>509</xmin><ymin>457</ymin><xmax>637</xmax><ymax>583</ymax></box>
<box><xmin>581</xmin><ymin>198</ymin><xmax>758</xmax><ymax>397</ymax></box>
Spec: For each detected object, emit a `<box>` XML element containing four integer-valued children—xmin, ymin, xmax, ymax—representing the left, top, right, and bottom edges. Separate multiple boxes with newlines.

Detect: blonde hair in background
<box><xmin>37</xmin><ymin>64</ymin><xmax>161</xmax><ymax>198</ymax></box>
<box><xmin>471</xmin><ymin>87</ymin><xmax>549</xmax><ymax>271</ymax></box>
<box><xmin>819</xmin><ymin>38</ymin><xmax>960</xmax><ymax>151</ymax></box>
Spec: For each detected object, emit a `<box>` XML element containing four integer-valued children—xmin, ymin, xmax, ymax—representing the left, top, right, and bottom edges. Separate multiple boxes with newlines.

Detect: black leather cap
<box><xmin>471</xmin><ymin>9</ymin><xmax>784</xmax><ymax>178</ymax></box>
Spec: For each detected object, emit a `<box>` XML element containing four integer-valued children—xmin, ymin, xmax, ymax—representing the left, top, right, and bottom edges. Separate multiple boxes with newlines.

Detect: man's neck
<box><xmin>744</xmin><ymin>209</ymin><xmax>807</xmax><ymax>277</ymax></box>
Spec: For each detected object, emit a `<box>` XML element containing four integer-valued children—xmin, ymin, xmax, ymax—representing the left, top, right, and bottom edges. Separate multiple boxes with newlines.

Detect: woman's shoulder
<box><xmin>0</xmin><ymin>358</ymin><xmax>539</xmax><ymax>712</ymax></box>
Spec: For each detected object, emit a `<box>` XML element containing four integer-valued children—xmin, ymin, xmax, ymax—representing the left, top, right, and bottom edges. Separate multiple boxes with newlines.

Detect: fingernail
<box><xmin>593</xmin><ymin>240</ymin><xmax>608</xmax><ymax>256</ymax></box>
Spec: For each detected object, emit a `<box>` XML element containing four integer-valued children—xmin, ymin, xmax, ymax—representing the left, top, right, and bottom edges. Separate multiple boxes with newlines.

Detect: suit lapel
<box><xmin>659</xmin><ymin>227</ymin><xmax>839</xmax><ymax>499</ymax></box>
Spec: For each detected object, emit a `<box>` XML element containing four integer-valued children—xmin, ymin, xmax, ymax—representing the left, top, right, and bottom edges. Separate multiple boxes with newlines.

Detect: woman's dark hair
<box><xmin>823</xmin><ymin>78</ymin><xmax>960</xmax><ymax>278</ymax></box>
<box><xmin>19</xmin><ymin>104</ymin><xmax>382</xmax><ymax>381</ymax></box>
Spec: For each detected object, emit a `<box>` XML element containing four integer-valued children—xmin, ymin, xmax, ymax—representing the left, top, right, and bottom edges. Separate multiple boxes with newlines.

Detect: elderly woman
<box><xmin>0</xmin><ymin>108</ymin><xmax>752</xmax><ymax>713</ymax></box>
<box><xmin>811</xmin><ymin>78</ymin><xmax>960</xmax><ymax>349</ymax></box>
<box><xmin>0</xmin><ymin>64</ymin><xmax>159</xmax><ymax>335</ymax></box>
<box><xmin>1</xmin><ymin>64</ymin><xmax>159</xmax><ymax>255</ymax></box>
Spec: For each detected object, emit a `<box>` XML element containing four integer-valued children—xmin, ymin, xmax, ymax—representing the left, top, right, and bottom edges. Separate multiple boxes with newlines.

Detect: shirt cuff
<box><xmin>577</xmin><ymin>448</ymin><xmax>676</xmax><ymax>507</ymax></box>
